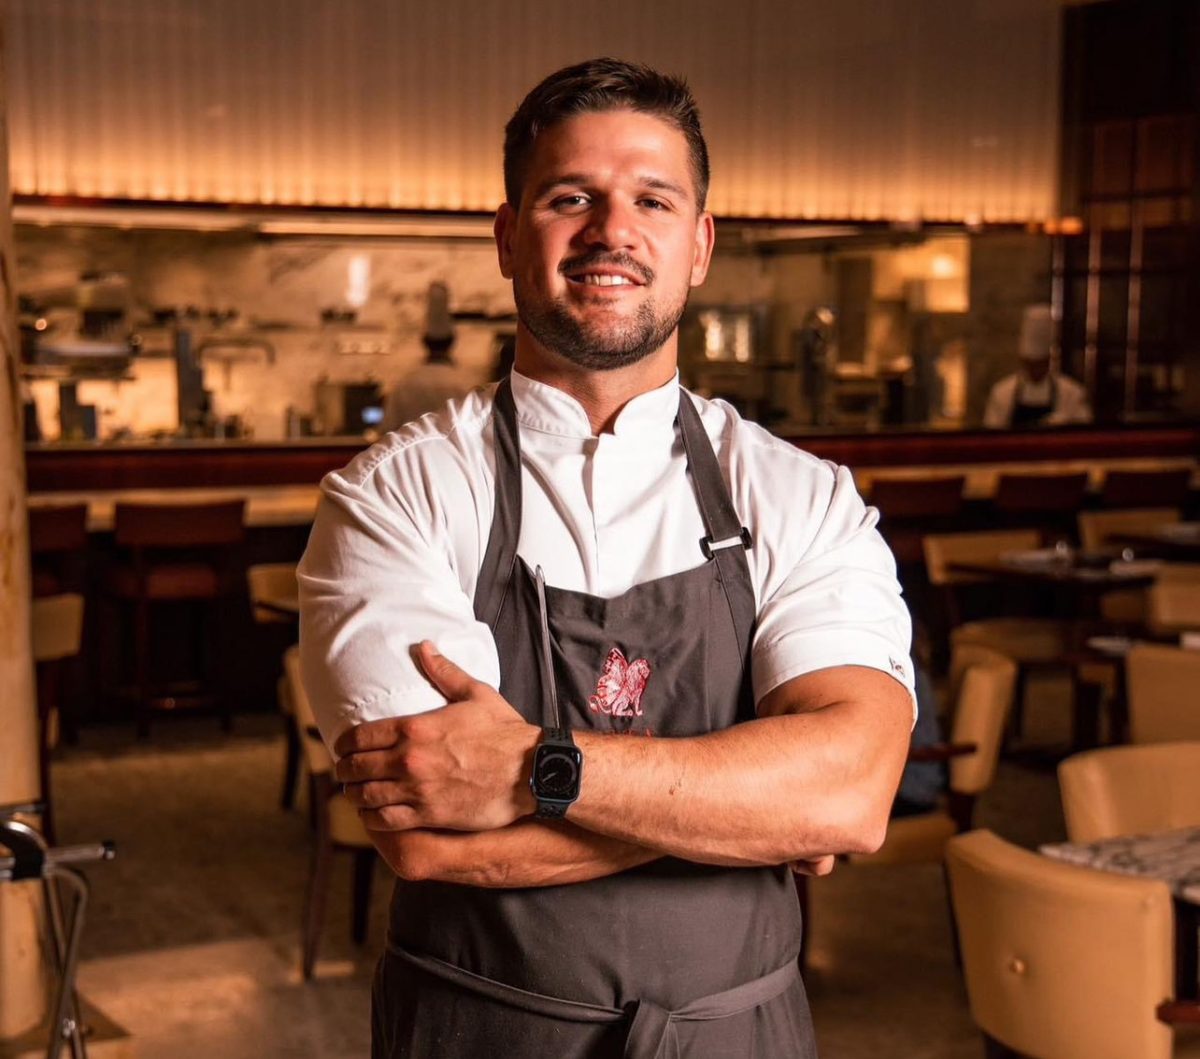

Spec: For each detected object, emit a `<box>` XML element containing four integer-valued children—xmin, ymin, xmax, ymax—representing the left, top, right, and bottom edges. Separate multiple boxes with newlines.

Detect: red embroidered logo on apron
<box><xmin>588</xmin><ymin>647</ymin><xmax>651</xmax><ymax>717</ymax></box>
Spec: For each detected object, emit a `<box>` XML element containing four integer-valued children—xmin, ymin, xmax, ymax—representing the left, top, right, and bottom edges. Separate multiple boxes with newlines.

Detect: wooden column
<box><xmin>0</xmin><ymin>16</ymin><xmax>48</xmax><ymax>1041</ymax></box>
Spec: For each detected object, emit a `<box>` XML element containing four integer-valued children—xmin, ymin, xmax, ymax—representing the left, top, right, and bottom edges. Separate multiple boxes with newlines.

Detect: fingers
<box><xmin>333</xmin><ymin>717</ymin><xmax>403</xmax><ymax>759</ymax></box>
<box><xmin>356</xmin><ymin>804</ymin><xmax>423</xmax><ymax>832</ymax></box>
<box><xmin>415</xmin><ymin>640</ymin><xmax>481</xmax><ymax>702</ymax></box>
<box><xmin>335</xmin><ymin>747</ymin><xmax>410</xmax><ymax>785</ymax></box>
<box><xmin>790</xmin><ymin>855</ymin><xmax>836</xmax><ymax>877</ymax></box>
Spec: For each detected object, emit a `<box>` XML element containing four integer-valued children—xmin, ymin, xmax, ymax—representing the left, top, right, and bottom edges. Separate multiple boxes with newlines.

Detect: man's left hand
<box><xmin>334</xmin><ymin>642</ymin><xmax>539</xmax><ymax>832</ymax></box>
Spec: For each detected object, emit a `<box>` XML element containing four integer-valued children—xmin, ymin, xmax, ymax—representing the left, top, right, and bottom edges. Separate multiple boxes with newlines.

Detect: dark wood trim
<box><xmin>25</xmin><ymin>441</ymin><xmax>367</xmax><ymax>491</ymax></box>
<box><xmin>782</xmin><ymin>423</ymin><xmax>1199</xmax><ymax>469</ymax></box>
<box><xmin>26</xmin><ymin>423</ymin><xmax>1199</xmax><ymax>493</ymax></box>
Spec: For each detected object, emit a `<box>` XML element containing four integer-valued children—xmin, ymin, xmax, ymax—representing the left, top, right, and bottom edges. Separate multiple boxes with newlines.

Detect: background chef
<box><xmin>983</xmin><ymin>303</ymin><xmax>1092</xmax><ymax>428</ymax></box>
<box><xmin>299</xmin><ymin>57</ymin><xmax>915</xmax><ymax>1059</ymax></box>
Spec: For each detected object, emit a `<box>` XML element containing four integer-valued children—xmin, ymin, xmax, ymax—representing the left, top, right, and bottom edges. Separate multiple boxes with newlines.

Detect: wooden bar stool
<box><xmin>107</xmin><ymin>500</ymin><xmax>246</xmax><ymax>737</ymax></box>
<box><xmin>28</xmin><ymin>503</ymin><xmax>90</xmax><ymax>742</ymax></box>
<box><xmin>31</xmin><ymin>593</ymin><xmax>86</xmax><ymax>846</ymax></box>
<box><xmin>28</xmin><ymin>503</ymin><xmax>89</xmax><ymax>597</ymax></box>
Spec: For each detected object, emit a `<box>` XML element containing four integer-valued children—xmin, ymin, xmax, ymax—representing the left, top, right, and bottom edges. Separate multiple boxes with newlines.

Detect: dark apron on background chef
<box><xmin>372</xmin><ymin>378</ymin><xmax>816</xmax><ymax>1058</ymax></box>
<box><xmin>1010</xmin><ymin>376</ymin><xmax>1057</xmax><ymax>428</ymax></box>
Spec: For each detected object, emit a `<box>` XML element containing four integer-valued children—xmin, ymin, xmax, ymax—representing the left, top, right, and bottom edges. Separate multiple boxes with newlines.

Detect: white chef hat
<box><xmin>1018</xmin><ymin>304</ymin><xmax>1054</xmax><ymax>360</ymax></box>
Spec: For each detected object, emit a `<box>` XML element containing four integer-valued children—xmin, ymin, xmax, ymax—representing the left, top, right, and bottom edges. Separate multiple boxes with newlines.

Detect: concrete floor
<box><xmin>50</xmin><ymin>677</ymin><xmax>1075</xmax><ymax>1058</ymax></box>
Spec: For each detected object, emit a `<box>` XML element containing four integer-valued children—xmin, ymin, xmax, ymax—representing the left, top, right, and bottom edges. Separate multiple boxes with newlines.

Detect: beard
<box><xmin>513</xmin><ymin>263</ymin><xmax>689</xmax><ymax>372</ymax></box>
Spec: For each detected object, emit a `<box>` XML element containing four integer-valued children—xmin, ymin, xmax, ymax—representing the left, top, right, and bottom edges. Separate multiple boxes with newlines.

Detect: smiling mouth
<box><xmin>567</xmin><ymin>273</ymin><xmax>642</xmax><ymax>288</ymax></box>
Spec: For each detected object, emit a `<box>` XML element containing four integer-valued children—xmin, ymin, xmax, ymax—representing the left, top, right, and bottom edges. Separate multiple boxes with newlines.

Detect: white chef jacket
<box><xmin>298</xmin><ymin>370</ymin><xmax>915</xmax><ymax>747</ymax></box>
<box><xmin>982</xmin><ymin>372</ymin><xmax>1092</xmax><ymax>429</ymax></box>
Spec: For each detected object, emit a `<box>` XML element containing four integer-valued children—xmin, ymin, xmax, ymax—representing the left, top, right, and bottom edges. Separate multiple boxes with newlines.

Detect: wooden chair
<box><xmin>1058</xmin><ymin>742</ymin><xmax>1200</xmax><ymax>844</ymax></box>
<box><xmin>946</xmin><ymin>829</ymin><xmax>1200</xmax><ymax>1059</ymax></box>
<box><xmin>31</xmin><ymin>593</ymin><xmax>85</xmax><ymax>846</ymax></box>
<box><xmin>247</xmin><ymin>563</ymin><xmax>302</xmax><ymax>810</ymax></box>
<box><xmin>1126</xmin><ymin>643</ymin><xmax>1200</xmax><ymax>744</ymax></box>
<box><xmin>1100</xmin><ymin>467</ymin><xmax>1193</xmax><ymax>509</ymax></box>
<box><xmin>850</xmin><ymin>644</ymin><xmax>1016</xmax><ymax>866</ymax></box>
<box><xmin>284</xmin><ymin>647</ymin><xmax>377</xmax><ymax>980</ymax></box>
<box><xmin>1077</xmin><ymin>508</ymin><xmax>1181</xmax><ymax>624</ymax></box>
<box><xmin>108</xmin><ymin>501</ymin><xmax>246</xmax><ymax>737</ymax></box>
<box><xmin>1078</xmin><ymin>507</ymin><xmax>1181</xmax><ymax>552</ymax></box>
<box><xmin>924</xmin><ymin>530</ymin><xmax>1072</xmax><ymax>740</ymax></box>
<box><xmin>869</xmin><ymin>475</ymin><xmax>966</xmax><ymax>565</ymax></box>
<box><xmin>1147</xmin><ymin>564</ymin><xmax>1200</xmax><ymax>637</ymax></box>
<box><xmin>993</xmin><ymin>472</ymin><xmax>1090</xmax><ymax>540</ymax></box>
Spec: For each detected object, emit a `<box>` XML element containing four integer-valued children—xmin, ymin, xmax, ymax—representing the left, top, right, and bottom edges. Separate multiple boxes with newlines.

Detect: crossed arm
<box><xmin>334</xmin><ymin>642</ymin><xmax>912</xmax><ymax>888</ymax></box>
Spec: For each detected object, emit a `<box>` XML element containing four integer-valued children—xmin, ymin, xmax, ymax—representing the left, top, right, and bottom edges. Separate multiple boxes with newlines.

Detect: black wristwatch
<box><xmin>530</xmin><ymin>727</ymin><xmax>583</xmax><ymax>819</ymax></box>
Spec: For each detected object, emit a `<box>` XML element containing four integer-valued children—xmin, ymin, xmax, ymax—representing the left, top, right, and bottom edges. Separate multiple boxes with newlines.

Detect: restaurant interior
<box><xmin>2</xmin><ymin>0</ymin><xmax>1199</xmax><ymax>1056</ymax></box>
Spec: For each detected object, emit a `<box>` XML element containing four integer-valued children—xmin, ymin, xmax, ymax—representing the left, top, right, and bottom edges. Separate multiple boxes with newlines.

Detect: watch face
<box><xmin>533</xmin><ymin>746</ymin><xmax>582</xmax><ymax>800</ymax></box>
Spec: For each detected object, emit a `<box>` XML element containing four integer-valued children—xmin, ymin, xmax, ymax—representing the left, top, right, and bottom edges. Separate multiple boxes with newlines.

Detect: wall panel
<box><xmin>7</xmin><ymin>0</ymin><xmax>1062</xmax><ymax>221</ymax></box>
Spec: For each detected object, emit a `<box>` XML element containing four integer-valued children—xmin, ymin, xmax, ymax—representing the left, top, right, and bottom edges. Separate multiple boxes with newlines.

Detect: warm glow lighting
<box><xmin>930</xmin><ymin>254</ymin><xmax>958</xmax><ymax>279</ymax></box>
<box><xmin>12</xmin><ymin>204</ymin><xmax>497</xmax><ymax>240</ymax></box>
<box><xmin>5</xmin><ymin>0</ymin><xmax>1061</xmax><ymax>224</ymax></box>
<box><xmin>345</xmin><ymin>254</ymin><xmax>372</xmax><ymax>308</ymax></box>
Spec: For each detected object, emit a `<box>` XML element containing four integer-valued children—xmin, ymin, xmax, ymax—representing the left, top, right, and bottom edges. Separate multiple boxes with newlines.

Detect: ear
<box><xmin>494</xmin><ymin>203</ymin><xmax>517</xmax><ymax>279</ymax></box>
<box><xmin>689</xmin><ymin>210</ymin><xmax>715</xmax><ymax>288</ymax></box>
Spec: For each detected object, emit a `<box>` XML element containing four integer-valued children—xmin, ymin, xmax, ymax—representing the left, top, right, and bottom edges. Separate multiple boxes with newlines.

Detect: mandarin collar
<box><xmin>509</xmin><ymin>369</ymin><xmax>681</xmax><ymax>439</ymax></box>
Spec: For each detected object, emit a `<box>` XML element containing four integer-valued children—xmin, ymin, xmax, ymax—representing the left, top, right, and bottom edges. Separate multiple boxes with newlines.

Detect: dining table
<box><xmin>1107</xmin><ymin>522</ymin><xmax>1200</xmax><ymax>562</ymax></box>
<box><xmin>1041</xmin><ymin>826</ymin><xmax>1200</xmax><ymax>1001</ymax></box>
<box><xmin>948</xmin><ymin>549</ymin><xmax>1160</xmax><ymax>601</ymax></box>
<box><xmin>948</xmin><ymin>550</ymin><xmax>1163</xmax><ymax>749</ymax></box>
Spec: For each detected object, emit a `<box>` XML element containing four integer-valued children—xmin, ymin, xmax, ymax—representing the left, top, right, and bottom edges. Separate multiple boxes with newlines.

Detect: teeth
<box><xmin>579</xmin><ymin>274</ymin><xmax>633</xmax><ymax>286</ymax></box>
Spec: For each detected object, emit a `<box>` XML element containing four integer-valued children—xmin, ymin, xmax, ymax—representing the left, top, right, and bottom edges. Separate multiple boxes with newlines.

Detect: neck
<box><xmin>512</xmin><ymin>328</ymin><xmax>679</xmax><ymax>434</ymax></box>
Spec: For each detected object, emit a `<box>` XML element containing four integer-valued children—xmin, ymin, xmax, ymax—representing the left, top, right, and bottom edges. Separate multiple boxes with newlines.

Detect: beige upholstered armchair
<box><xmin>946</xmin><ymin>829</ymin><xmax>1200</xmax><ymax>1059</ymax></box>
<box><xmin>1126</xmin><ymin>644</ymin><xmax>1200</xmax><ymax>744</ymax></box>
<box><xmin>850</xmin><ymin>643</ymin><xmax>1016</xmax><ymax>866</ymax></box>
<box><xmin>1058</xmin><ymin>742</ymin><xmax>1200</xmax><ymax>844</ymax></box>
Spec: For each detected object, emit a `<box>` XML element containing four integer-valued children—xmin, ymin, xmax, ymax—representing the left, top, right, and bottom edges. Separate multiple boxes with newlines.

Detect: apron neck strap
<box><xmin>474</xmin><ymin>377</ymin><xmax>522</xmax><ymax>627</ymax></box>
<box><xmin>676</xmin><ymin>390</ymin><xmax>751</xmax><ymax>554</ymax></box>
<box><xmin>474</xmin><ymin>377</ymin><xmax>756</xmax><ymax>657</ymax></box>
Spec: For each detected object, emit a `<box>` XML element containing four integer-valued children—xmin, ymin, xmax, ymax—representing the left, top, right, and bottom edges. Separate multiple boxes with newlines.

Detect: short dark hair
<box><xmin>503</xmin><ymin>57</ymin><xmax>710</xmax><ymax>211</ymax></box>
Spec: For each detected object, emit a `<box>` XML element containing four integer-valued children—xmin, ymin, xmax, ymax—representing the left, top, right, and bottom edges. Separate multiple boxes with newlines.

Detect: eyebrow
<box><xmin>532</xmin><ymin>173</ymin><xmax>692</xmax><ymax>203</ymax></box>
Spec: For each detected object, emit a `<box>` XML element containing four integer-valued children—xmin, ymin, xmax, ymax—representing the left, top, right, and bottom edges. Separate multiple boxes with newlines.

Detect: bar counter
<box><xmin>27</xmin><ymin>422</ymin><xmax>1200</xmax><ymax>500</ymax></box>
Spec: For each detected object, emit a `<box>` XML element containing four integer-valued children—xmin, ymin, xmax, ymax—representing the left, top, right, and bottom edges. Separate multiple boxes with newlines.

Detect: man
<box><xmin>983</xmin><ymin>304</ymin><xmax>1091</xmax><ymax>428</ymax></box>
<box><xmin>299</xmin><ymin>57</ymin><xmax>914</xmax><ymax>1058</ymax></box>
<box><xmin>380</xmin><ymin>280</ymin><xmax>476</xmax><ymax>433</ymax></box>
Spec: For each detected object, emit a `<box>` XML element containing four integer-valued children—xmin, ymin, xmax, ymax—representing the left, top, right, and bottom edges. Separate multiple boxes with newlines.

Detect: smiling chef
<box><xmin>298</xmin><ymin>56</ymin><xmax>915</xmax><ymax>1059</ymax></box>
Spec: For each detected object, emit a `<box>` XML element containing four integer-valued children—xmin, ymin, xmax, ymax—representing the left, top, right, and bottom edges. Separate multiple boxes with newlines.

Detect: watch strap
<box><xmin>542</xmin><ymin>726</ymin><xmax>575</xmax><ymax>747</ymax></box>
<box><xmin>534</xmin><ymin>799</ymin><xmax>570</xmax><ymax>820</ymax></box>
<box><xmin>532</xmin><ymin>725</ymin><xmax>579</xmax><ymax>819</ymax></box>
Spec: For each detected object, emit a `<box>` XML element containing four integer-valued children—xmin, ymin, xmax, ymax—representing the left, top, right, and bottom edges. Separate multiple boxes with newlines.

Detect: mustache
<box><xmin>559</xmin><ymin>252</ymin><xmax>653</xmax><ymax>286</ymax></box>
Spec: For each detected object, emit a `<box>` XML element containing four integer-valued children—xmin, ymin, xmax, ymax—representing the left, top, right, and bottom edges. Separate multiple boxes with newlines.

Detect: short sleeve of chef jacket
<box><xmin>726</xmin><ymin>427</ymin><xmax>917</xmax><ymax>721</ymax></box>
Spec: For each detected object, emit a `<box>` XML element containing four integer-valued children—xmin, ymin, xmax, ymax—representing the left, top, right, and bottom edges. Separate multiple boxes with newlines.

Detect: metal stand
<box><xmin>0</xmin><ymin>802</ymin><xmax>115</xmax><ymax>1059</ymax></box>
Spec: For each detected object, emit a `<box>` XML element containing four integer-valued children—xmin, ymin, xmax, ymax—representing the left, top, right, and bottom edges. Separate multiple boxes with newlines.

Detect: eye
<box><xmin>550</xmin><ymin>193</ymin><xmax>590</xmax><ymax>211</ymax></box>
<box><xmin>638</xmin><ymin>197</ymin><xmax>669</xmax><ymax>211</ymax></box>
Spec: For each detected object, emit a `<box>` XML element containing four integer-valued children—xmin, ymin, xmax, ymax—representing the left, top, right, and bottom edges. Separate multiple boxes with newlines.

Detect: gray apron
<box><xmin>372</xmin><ymin>378</ymin><xmax>816</xmax><ymax>1058</ymax></box>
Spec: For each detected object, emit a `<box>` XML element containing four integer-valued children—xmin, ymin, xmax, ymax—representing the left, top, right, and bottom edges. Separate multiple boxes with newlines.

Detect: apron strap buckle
<box><xmin>700</xmin><ymin>526</ymin><xmax>752</xmax><ymax>561</ymax></box>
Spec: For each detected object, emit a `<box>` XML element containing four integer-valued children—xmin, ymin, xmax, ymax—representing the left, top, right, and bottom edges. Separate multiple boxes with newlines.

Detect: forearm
<box><xmin>568</xmin><ymin>686</ymin><xmax>910</xmax><ymax>866</ymax></box>
<box><xmin>369</xmin><ymin>819</ymin><xmax>661</xmax><ymax>888</ymax></box>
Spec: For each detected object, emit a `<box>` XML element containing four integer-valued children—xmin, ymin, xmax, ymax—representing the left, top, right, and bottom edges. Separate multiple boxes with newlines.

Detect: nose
<box><xmin>580</xmin><ymin>197</ymin><xmax>638</xmax><ymax>251</ymax></box>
